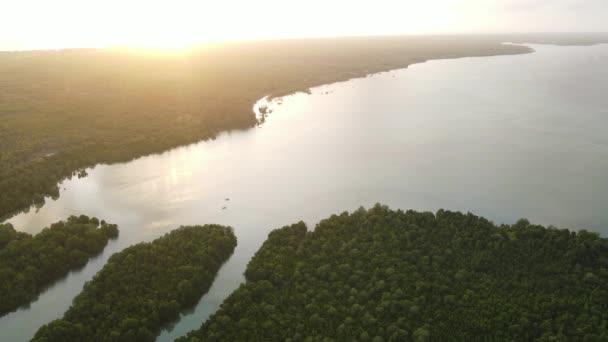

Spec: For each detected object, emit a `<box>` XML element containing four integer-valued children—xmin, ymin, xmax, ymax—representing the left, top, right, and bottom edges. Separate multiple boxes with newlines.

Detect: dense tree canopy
<box><xmin>0</xmin><ymin>215</ymin><xmax>118</xmax><ymax>316</ymax></box>
<box><xmin>33</xmin><ymin>224</ymin><xmax>237</xmax><ymax>341</ymax></box>
<box><xmin>181</xmin><ymin>205</ymin><xmax>608</xmax><ymax>341</ymax></box>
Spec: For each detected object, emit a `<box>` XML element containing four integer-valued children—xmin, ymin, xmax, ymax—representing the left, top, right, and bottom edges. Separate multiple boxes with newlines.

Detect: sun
<box><xmin>119</xmin><ymin>34</ymin><xmax>201</xmax><ymax>50</ymax></box>
<box><xmin>2</xmin><ymin>0</ymin><xmax>471</xmax><ymax>51</ymax></box>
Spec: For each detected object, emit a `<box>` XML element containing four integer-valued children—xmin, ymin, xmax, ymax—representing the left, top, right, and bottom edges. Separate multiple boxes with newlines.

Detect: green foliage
<box><xmin>0</xmin><ymin>215</ymin><xmax>118</xmax><ymax>316</ymax></box>
<box><xmin>33</xmin><ymin>224</ymin><xmax>237</xmax><ymax>341</ymax></box>
<box><xmin>181</xmin><ymin>205</ymin><xmax>608</xmax><ymax>341</ymax></box>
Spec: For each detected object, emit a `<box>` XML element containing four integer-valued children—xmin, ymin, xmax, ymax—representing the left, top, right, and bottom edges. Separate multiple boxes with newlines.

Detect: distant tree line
<box><xmin>180</xmin><ymin>205</ymin><xmax>608</xmax><ymax>341</ymax></box>
<box><xmin>0</xmin><ymin>215</ymin><xmax>118</xmax><ymax>317</ymax></box>
<box><xmin>33</xmin><ymin>224</ymin><xmax>237</xmax><ymax>341</ymax></box>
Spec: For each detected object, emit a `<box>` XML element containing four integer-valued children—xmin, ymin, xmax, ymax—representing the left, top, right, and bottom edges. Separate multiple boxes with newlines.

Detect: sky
<box><xmin>1</xmin><ymin>0</ymin><xmax>607</xmax><ymax>50</ymax></box>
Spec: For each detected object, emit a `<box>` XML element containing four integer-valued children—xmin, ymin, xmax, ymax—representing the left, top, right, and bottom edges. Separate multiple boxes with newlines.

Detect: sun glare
<box><xmin>1</xmin><ymin>0</ymin><xmax>477</xmax><ymax>51</ymax></box>
<box><xmin>6</xmin><ymin>0</ymin><xmax>605</xmax><ymax>51</ymax></box>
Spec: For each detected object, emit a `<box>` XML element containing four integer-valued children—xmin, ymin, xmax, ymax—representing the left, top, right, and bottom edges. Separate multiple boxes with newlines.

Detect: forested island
<box><xmin>181</xmin><ymin>205</ymin><xmax>608</xmax><ymax>341</ymax></box>
<box><xmin>33</xmin><ymin>224</ymin><xmax>236</xmax><ymax>341</ymax></box>
<box><xmin>0</xmin><ymin>215</ymin><xmax>118</xmax><ymax>317</ymax></box>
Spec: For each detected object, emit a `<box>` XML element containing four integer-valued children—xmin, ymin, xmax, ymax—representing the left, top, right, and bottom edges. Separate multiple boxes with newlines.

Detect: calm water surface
<box><xmin>1</xmin><ymin>44</ymin><xmax>608</xmax><ymax>341</ymax></box>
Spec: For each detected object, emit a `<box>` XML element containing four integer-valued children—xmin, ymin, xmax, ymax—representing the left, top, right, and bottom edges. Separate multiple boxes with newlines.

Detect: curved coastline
<box><xmin>0</xmin><ymin>37</ymin><xmax>535</xmax><ymax>222</ymax></box>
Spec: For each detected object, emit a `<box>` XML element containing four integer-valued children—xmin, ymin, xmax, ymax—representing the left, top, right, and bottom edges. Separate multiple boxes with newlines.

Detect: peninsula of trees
<box><xmin>0</xmin><ymin>215</ymin><xmax>118</xmax><ymax>317</ymax></box>
<box><xmin>33</xmin><ymin>224</ymin><xmax>236</xmax><ymax>341</ymax></box>
<box><xmin>181</xmin><ymin>205</ymin><xmax>608</xmax><ymax>341</ymax></box>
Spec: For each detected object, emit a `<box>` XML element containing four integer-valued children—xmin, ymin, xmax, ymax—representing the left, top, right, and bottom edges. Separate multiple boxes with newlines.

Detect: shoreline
<box><xmin>6</xmin><ymin>36</ymin><xmax>608</xmax><ymax>224</ymax></box>
<box><xmin>0</xmin><ymin>36</ymin><xmax>534</xmax><ymax>221</ymax></box>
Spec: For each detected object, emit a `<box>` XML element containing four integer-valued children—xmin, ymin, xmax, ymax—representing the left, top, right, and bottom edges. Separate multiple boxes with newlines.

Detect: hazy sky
<box><xmin>1</xmin><ymin>0</ymin><xmax>607</xmax><ymax>50</ymax></box>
